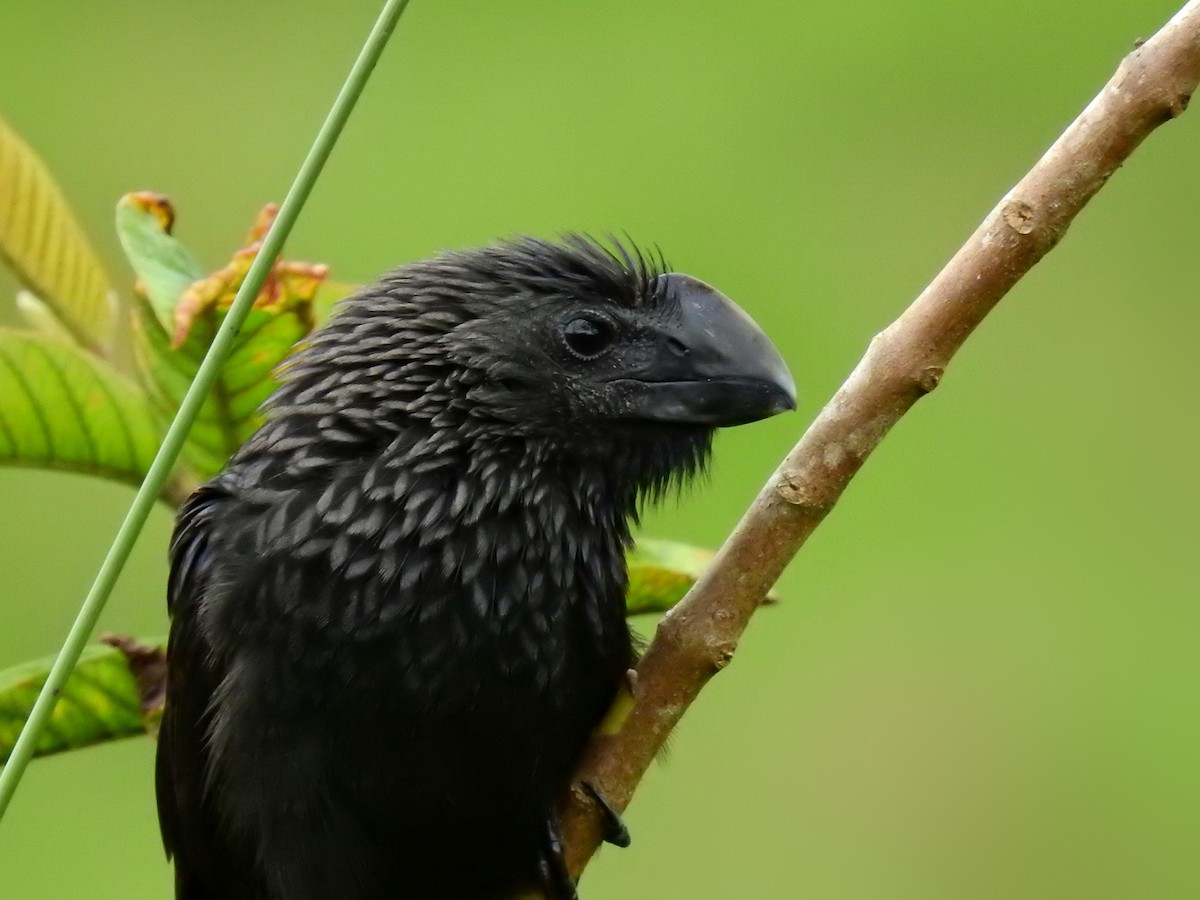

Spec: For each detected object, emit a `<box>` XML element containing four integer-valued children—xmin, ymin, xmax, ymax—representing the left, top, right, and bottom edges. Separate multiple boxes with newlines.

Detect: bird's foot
<box><xmin>581</xmin><ymin>781</ymin><xmax>631</xmax><ymax>849</ymax></box>
<box><xmin>536</xmin><ymin>814</ymin><xmax>578</xmax><ymax>900</ymax></box>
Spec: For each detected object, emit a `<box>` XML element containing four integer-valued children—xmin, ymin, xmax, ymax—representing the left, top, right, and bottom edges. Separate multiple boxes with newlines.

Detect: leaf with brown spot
<box><xmin>114</xmin><ymin>192</ymin><xmax>205</xmax><ymax>332</ymax></box>
<box><xmin>99</xmin><ymin>634</ymin><xmax>167</xmax><ymax>738</ymax></box>
<box><xmin>119</xmin><ymin>196</ymin><xmax>330</xmax><ymax>478</ymax></box>
<box><xmin>0</xmin><ymin>637</ymin><xmax>165</xmax><ymax>762</ymax></box>
<box><xmin>169</xmin><ymin>203</ymin><xmax>325</xmax><ymax>348</ymax></box>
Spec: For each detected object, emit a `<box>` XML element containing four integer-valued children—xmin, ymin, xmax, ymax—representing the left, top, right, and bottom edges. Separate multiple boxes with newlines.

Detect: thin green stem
<box><xmin>0</xmin><ymin>0</ymin><xmax>412</xmax><ymax>822</ymax></box>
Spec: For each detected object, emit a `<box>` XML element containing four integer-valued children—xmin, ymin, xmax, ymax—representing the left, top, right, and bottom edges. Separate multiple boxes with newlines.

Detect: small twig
<box><xmin>561</xmin><ymin>0</ymin><xmax>1200</xmax><ymax>879</ymax></box>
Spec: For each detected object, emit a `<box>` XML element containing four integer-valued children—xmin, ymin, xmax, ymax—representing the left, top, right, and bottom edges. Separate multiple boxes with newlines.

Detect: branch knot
<box><xmin>916</xmin><ymin>365</ymin><xmax>944</xmax><ymax>394</ymax></box>
<box><xmin>1001</xmin><ymin>199</ymin><xmax>1037</xmax><ymax>235</ymax></box>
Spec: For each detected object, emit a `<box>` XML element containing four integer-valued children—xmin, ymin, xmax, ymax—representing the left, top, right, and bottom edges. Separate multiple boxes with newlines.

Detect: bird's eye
<box><xmin>562</xmin><ymin>314</ymin><xmax>616</xmax><ymax>360</ymax></box>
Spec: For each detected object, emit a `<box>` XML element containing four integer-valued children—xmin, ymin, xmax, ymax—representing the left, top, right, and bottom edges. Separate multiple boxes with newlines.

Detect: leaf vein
<box><xmin>30</xmin><ymin>340</ymin><xmax>97</xmax><ymax>465</ymax></box>
<box><xmin>0</xmin><ymin>343</ymin><xmax>56</xmax><ymax>461</ymax></box>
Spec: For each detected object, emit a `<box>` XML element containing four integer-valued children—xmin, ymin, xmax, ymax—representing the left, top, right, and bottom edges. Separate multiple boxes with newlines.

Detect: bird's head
<box><xmin>269</xmin><ymin>235</ymin><xmax>794</xmax><ymax>492</ymax></box>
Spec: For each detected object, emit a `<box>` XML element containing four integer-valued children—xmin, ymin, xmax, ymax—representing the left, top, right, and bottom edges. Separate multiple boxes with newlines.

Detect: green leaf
<box><xmin>0</xmin><ymin>115</ymin><xmax>116</xmax><ymax>354</ymax></box>
<box><xmin>114</xmin><ymin>192</ymin><xmax>205</xmax><ymax>333</ymax></box>
<box><xmin>0</xmin><ymin>637</ymin><xmax>164</xmax><ymax>763</ymax></box>
<box><xmin>132</xmin><ymin>288</ymin><xmax>314</xmax><ymax>479</ymax></box>
<box><xmin>123</xmin><ymin>198</ymin><xmax>325</xmax><ymax>479</ymax></box>
<box><xmin>625</xmin><ymin>538</ymin><xmax>781</xmax><ymax>616</ymax></box>
<box><xmin>0</xmin><ymin>328</ymin><xmax>162</xmax><ymax>484</ymax></box>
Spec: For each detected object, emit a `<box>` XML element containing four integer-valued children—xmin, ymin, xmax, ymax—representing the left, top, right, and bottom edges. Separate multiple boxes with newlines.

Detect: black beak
<box><xmin>614</xmin><ymin>274</ymin><xmax>796</xmax><ymax>426</ymax></box>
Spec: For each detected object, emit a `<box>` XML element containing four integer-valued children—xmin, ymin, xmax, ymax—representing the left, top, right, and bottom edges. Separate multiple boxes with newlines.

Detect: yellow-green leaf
<box><xmin>0</xmin><ymin>328</ymin><xmax>162</xmax><ymax>484</ymax></box>
<box><xmin>0</xmin><ymin>115</ymin><xmax>115</xmax><ymax>354</ymax></box>
<box><xmin>124</xmin><ymin>198</ymin><xmax>324</xmax><ymax>479</ymax></box>
<box><xmin>625</xmin><ymin>538</ymin><xmax>781</xmax><ymax>616</ymax></box>
<box><xmin>0</xmin><ymin>637</ymin><xmax>165</xmax><ymax>763</ymax></box>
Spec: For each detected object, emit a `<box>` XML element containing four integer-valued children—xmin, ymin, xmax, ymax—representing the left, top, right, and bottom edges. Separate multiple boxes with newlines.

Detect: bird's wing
<box><xmin>156</xmin><ymin>483</ymin><xmax>259</xmax><ymax>900</ymax></box>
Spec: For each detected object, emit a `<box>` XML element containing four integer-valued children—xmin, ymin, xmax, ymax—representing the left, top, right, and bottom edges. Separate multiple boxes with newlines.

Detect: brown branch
<box><xmin>562</xmin><ymin>0</ymin><xmax>1200</xmax><ymax>880</ymax></box>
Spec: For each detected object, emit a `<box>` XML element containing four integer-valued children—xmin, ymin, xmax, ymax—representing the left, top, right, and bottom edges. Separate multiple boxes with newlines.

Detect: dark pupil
<box><xmin>564</xmin><ymin>317</ymin><xmax>612</xmax><ymax>357</ymax></box>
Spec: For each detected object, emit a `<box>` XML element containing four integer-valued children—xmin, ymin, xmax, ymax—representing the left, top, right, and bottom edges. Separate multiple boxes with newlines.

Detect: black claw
<box><xmin>581</xmin><ymin>781</ymin><xmax>631</xmax><ymax>849</ymax></box>
<box><xmin>537</xmin><ymin>815</ymin><xmax>578</xmax><ymax>900</ymax></box>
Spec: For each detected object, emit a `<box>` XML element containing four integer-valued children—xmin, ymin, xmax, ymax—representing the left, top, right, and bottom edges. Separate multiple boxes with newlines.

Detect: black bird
<box><xmin>156</xmin><ymin>235</ymin><xmax>795</xmax><ymax>900</ymax></box>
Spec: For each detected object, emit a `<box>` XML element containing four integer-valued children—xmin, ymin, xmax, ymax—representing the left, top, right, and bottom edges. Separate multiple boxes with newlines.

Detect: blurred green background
<box><xmin>2</xmin><ymin>0</ymin><xmax>1198</xmax><ymax>897</ymax></box>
